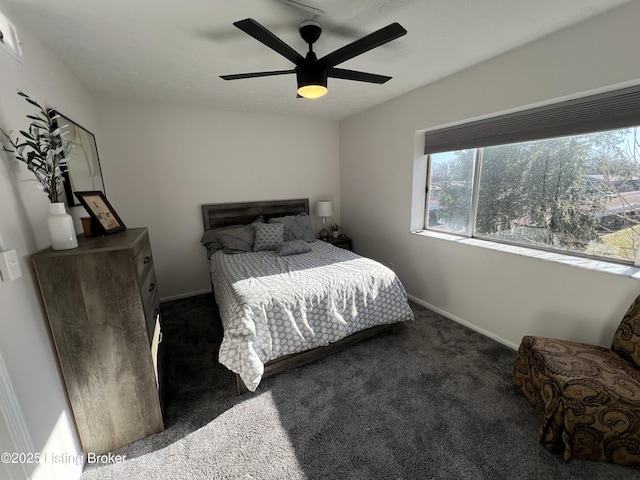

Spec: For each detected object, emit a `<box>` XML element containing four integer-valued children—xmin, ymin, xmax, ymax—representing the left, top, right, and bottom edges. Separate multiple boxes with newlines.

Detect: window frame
<box><xmin>421</xmin><ymin>85</ymin><xmax>640</xmax><ymax>267</ymax></box>
<box><xmin>424</xmin><ymin>138</ymin><xmax>640</xmax><ymax>266</ymax></box>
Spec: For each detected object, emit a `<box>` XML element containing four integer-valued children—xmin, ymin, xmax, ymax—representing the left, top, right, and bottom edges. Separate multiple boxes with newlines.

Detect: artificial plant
<box><xmin>0</xmin><ymin>90</ymin><xmax>70</xmax><ymax>203</ymax></box>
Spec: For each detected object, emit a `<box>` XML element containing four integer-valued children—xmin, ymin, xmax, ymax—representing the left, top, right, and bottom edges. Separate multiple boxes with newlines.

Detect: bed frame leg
<box><xmin>236</xmin><ymin>374</ymin><xmax>249</xmax><ymax>395</ymax></box>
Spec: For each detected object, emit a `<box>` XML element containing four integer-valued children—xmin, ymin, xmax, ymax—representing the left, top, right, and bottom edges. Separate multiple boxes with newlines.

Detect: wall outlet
<box><xmin>0</xmin><ymin>249</ymin><xmax>22</xmax><ymax>282</ymax></box>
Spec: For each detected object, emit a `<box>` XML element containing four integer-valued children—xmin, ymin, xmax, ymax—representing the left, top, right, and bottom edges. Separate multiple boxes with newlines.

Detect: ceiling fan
<box><xmin>220</xmin><ymin>18</ymin><xmax>407</xmax><ymax>99</ymax></box>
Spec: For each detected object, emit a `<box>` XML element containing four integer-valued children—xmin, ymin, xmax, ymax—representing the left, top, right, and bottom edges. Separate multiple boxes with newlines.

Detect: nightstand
<box><xmin>324</xmin><ymin>235</ymin><xmax>352</xmax><ymax>251</ymax></box>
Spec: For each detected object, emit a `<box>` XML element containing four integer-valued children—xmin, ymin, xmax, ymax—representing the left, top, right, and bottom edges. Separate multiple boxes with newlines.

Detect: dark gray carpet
<box><xmin>80</xmin><ymin>294</ymin><xmax>639</xmax><ymax>479</ymax></box>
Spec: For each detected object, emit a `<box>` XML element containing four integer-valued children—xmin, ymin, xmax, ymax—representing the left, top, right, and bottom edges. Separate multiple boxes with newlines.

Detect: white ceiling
<box><xmin>1</xmin><ymin>0</ymin><xmax>633</xmax><ymax>121</ymax></box>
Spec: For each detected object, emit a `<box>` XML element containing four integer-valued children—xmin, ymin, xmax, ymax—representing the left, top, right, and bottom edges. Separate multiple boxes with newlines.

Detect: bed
<box><xmin>201</xmin><ymin>198</ymin><xmax>415</xmax><ymax>393</ymax></box>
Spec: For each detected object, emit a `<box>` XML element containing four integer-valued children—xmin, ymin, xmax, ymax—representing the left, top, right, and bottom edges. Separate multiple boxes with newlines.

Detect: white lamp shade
<box><xmin>315</xmin><ymin>200</ymin><xmax>333</xmax><ymax>217</ymax></box>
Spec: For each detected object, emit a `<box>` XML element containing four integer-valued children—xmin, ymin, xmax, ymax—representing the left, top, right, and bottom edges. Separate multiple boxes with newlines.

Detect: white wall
<box><xmin>0</xmin><ymin>6</ymin><xmax>339</xmax><ymax>476</ymax></box>
<box><xmin>2</xmin><ymin>2</ymin><xmax>637</xmax><ymax>477</ymax></box>
<box><xmin>340</xmin><ymin>1</ymin><xmax>640</xmax><ymax>349</ymax></box>
<box><xmin>96</xmin><ymin>101</ymin><xmax>340</xmax><ymax>300</ymax></box>
<box><xmin>0</xmin><ymin>2</ymin><xmax>97</xmax><ymax>479</ymax></box>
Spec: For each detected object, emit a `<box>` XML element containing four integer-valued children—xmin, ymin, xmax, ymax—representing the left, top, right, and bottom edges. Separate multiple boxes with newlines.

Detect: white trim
<box><xmin>160</xmin><ymin>288</ymin><xmax>211</xmax><ymax>303</ymax></box>
<box><xmin>412</xmin><ymin>230</ymin><xmax>640</xmax><ymax>279</ymax></box>
<box><xmin>407</xmin><ymin>293</ymin><xmax>518</xmax><ymax>351</ymax></box>
<box><xmin>0</xmin><ymin>350</ymin><xmax>35</xmax><ymax>479</ymax></box>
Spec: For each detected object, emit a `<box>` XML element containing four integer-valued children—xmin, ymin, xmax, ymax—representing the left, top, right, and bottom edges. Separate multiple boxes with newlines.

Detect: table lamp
<box><xmin>315</xmin><ymin>200</ymin><xmax>333</xmax><ymax>240</ymax></box>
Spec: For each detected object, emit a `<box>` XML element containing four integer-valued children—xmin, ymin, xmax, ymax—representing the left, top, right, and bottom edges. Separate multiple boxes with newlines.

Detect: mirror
<box><xmin>51</xmin><ymin>111</ymin><xmax>105</xmax><ymax>208</ymax></box>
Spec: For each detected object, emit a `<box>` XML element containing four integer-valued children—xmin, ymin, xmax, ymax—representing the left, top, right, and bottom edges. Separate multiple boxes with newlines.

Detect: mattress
<box><xmin>209</xmin><ymin>241</ymin><xmax>414</xmax><ymax>391</ymax></box>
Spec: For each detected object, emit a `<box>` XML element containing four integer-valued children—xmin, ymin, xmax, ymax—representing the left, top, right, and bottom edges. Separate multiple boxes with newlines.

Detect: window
<box><xmin>424</xmin><ymin>86</ymin><xmax>640</xmax><ymax>265</ymax></box>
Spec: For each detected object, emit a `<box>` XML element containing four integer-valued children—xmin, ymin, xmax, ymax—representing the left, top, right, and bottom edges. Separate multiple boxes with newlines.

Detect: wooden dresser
<box><xmin>32</xmin><ymin>228</ymin><xmax>164</xmax><ymax>454</ymax></box>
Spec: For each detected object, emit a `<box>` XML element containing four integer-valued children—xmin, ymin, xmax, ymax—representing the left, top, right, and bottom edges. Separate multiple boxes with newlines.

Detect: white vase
<box><xmin>47</xmin><ymin>203</ymin><xmax>78</xmax><ymax>250</ymax></box>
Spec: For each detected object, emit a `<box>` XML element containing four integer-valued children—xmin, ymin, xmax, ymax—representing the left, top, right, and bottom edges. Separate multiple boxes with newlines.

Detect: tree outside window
<box><xmin>426</xmin><ymin>127</ymin><xmax>640</xmax><ymax>264</ymax></box>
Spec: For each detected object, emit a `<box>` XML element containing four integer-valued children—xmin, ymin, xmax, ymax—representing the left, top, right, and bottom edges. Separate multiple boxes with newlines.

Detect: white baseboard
<box><xmin>407</xmin><ymin>294</ymin><xmax>518</xmax><ymax>351</ymax></box>
<box><xmin>160</xmin><ymin>289</ymin><xmax>212</xmax><ymax>303</ymax></box>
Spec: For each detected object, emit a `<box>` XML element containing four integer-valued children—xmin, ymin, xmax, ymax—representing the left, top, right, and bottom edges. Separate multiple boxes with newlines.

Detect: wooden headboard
<box><xmin>201</xmin><ymin>199</ymin><xmax>310</xmax><ymax>231</ymax></box>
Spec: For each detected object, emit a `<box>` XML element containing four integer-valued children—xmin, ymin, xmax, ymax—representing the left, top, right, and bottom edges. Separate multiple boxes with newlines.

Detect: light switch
<box><xmin>0</xmin><ymin>249</ymin><xmax>22</xmax><ymax>282</ymax></box>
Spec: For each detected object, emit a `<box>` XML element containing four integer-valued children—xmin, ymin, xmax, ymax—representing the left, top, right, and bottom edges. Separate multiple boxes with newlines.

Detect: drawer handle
<box><xmin>144</xmin><ymin>256</ymin><xmax>151</xmax><ymax>264</ymax></box>
<box><xmin>158</xmin><ymin>332</ymin><xmax>163</xmax><ymax>344</ymax></box>
<box><xmin>148</xmin><ymin>283</ymin><xmax>155</xmax><ymax>293</ymax></box>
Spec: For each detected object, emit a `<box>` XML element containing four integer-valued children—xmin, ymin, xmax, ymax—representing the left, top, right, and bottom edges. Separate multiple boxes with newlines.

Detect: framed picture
<box><xmin>49</xmin><ymin>110</ymin><xmax>106</xmax><ymax>208</ymax></box>
<box><xmin>75</xmin><ymin>191</ymin><xmax>126</xmax><ymax>235</ymax></box>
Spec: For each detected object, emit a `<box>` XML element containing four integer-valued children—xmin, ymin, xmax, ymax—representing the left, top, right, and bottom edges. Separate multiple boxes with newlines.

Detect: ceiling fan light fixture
<box><xmin>297</xmin><ymin>83</ymin><xmax>328</xmax><ymax>98</ymax></box>
<box><xmin>296</xmin><ymin>67</ymin><xmax>328</xmax><ymax>99</ymax></box>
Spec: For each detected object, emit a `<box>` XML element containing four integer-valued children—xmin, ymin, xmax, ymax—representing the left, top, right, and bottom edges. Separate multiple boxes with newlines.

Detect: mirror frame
<box><xmin>50</xmin><ymin>110</ymin><xmax>105</xmax><ymax>208</ymax></box>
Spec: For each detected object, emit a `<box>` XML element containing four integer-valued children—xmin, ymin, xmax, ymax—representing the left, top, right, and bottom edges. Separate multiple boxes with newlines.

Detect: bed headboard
<box><xmin>201</xmin><ymin>199</ymin><xmax>310</xmax><ymax>231</ymax></box>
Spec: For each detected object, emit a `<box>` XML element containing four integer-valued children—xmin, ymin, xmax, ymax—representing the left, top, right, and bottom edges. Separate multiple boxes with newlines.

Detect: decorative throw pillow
<box><xmin>276</xmin><ymin>239</ymin><xmax>312</xmax><ymax>256</ymax></box>
<box><xmin>268</xmin><ymin>213</ymin><xmax>315</xmax><ymax>242</ymax></box>
<box><xmin>611</xmin><ymin>294</ymin><xmax>640</xmax><ymax>369</ymax></box>
<box><xmin>253</xmin><ymin>222</ymin><xmax>284</xmax><ymax>251</ymax></box>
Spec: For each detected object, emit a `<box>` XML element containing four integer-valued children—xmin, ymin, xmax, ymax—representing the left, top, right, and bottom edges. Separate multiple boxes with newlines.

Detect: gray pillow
<box><xmin>200</xmin><ymin>227</ymin><xmax>228</xmax><ymax>251</ymax></box>
<box><xmin>200</xmin><ymin>217</ymin><xmax>264</xmax><ymax>257</ymax></box>
<box><xmin>276</xmin><ymin>240</ymin><xmax>312</xmax><ymax>256</ymax></box>
<box><xmin>268</xmin><ymin>212</ymin><xmax>315</xmax><ymax>242</ymax></box>
<box><xmin>254</xmin><ymin>223</ymin><xmax>284</xmax><ymax>251</ymax></box>
<box><xmin>217</xmin><ymin>224</ymin><xmax>257</xmax><ymax>254</ymax></box>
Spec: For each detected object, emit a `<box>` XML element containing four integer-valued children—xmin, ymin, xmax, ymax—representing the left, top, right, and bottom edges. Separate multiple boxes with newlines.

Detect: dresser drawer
<box><xmin>141</xmin><ymin>270</ymin><xmax>160</xmax><ymax>344</ymax></box>
<box><xmin>144</xmin><ymin>291</ymin><xmax>160</xmax><ymax>344</ymax></box>
<box><xmin>135</xmin><ymin>240</ymin><xmax>154</xmax><ymax>283</ymax></box>
<box><xmin>141</xmin><ymin>268</ymin><xmax>158</xmax><ymax>308</ymax></box>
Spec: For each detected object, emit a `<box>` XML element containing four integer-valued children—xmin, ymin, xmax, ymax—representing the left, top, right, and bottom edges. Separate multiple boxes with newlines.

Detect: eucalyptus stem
<box><xmin>0</xmin><ymin>90</ymin><xmax>71</xmax><ymax>203</ymax></box>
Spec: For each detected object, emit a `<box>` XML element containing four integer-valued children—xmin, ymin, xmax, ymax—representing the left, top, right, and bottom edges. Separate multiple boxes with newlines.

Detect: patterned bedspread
<box><xmin>209</xmin><ymin>241</ymin><xmax>414</xmax><ymax>391</ymax></box>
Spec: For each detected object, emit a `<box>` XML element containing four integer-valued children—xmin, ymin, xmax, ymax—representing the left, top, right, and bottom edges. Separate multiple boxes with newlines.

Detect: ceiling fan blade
<box><xmin>233</xmin><ymin>18</ymin><xmax>305</xmax><ymax>66</ymax></box>
<box><xmin>220</xmin><ymin>69</ymin><xmax>296</xmax><ymax>80</ymax></box>
<box><xmin>319</xmin><ymin>22</ymin><xmax>407</xmax><ymax>68</ymax></box>
<box><xmin>328</xmin><ymin>68</ymin><xmax>391</xmax><ymax>84</ymax></box>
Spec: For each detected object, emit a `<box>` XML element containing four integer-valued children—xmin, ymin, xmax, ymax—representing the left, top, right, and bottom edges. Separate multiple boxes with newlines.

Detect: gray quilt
<box><xmin>209</xmin><ymin>241</ymin><xmax>414</xmax><ymax>391</ymax></box>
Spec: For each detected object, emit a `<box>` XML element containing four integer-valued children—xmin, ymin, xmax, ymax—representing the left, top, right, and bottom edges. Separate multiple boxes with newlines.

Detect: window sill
<box><xmin>412</xmin><ymin>229</ymin><xmax>640</xmax><ymax>279</ymax></box>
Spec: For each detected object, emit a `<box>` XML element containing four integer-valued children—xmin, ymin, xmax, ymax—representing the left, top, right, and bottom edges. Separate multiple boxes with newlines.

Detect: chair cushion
<box><xmin>612</xmin><ymin>294</ymin><xmax>640</xmax><ymax>369</ymax></box>
<box><xmin>513</xmin><ymin>335</ymin><xmax>640</xmax><ymax>465</ymax></box>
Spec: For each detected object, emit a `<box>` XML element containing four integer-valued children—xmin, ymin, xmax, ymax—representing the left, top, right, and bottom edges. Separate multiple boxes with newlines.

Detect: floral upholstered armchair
<box><xmin>513</xmin><ymin>295</ymin><xmax>640</xmax><ymax>466</ymax></box>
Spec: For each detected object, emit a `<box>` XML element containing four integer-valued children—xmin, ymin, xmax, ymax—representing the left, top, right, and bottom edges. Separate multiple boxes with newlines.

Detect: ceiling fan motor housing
<box><xmin>296</xmin><ymin>61</ymin><xmax>328</xmax><ymax>89</ymax></box>
<box><xmin>299</xmin><ymin>19</ymin><xmax>322</xmax><ymax>45</ymax></box>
